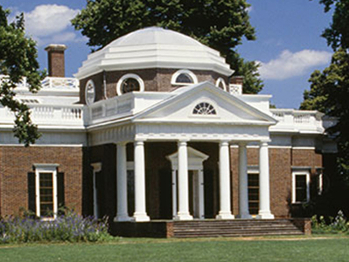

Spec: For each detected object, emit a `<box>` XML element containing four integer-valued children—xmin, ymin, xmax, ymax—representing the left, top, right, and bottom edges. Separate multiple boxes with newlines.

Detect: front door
<box><xmin>167</xmin><ymin>147</ymin><xmax>208</xmax><ymax>220</ymax></box>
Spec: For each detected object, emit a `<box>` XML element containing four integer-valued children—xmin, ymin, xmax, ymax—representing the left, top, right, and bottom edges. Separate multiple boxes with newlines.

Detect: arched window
<box><xmin>85</xmin><ymin>79</ymin><xmax>95</xmax><ymax>105</ymax></box>
<box><xmin>116</xmin><ymin>74</ymin><xmax>145</xmax><ymax>96</ymax></box>
<box><xmin>215</xmin><ymin>77</ymin><xmax>227</xmax><ymax>91</ymax></box>
<box><xmin>192</xmin><ymin>102</ymin><xmax>217</xmax><ymax>115</ymax></box>
<box><xmin>171</xmin><ymin>69</ymin><xmax>198</xmax><ymax>86</ymax></box>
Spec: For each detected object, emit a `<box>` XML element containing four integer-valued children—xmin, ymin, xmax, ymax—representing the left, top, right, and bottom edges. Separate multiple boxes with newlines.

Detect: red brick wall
<box><xmin>0</xmin><ymin>146</ymin><xmax>84</xmax><ymax>216</ymax></box>
<box><xmin>230</xmin><ymin>146</ymin><xmax>323</xmax><ymax>218</ymax></box>
<box><xmin>79</xmin><ymin>68</ymin><xmax>229</xmax><ymax>104</ymax></box>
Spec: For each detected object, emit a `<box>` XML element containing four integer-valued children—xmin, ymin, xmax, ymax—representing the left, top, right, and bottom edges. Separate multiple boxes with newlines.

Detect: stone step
<box><xmin>172</xmin><ymin>219</ymin><xmax>305</xmax><ymax>238</ymax></box>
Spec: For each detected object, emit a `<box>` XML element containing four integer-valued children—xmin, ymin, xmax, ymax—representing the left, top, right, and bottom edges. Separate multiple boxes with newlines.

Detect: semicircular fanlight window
<box><xmin>192</xmin><ymin>102</ymin><xmax>217</xmax><ymax>115</ymax></box>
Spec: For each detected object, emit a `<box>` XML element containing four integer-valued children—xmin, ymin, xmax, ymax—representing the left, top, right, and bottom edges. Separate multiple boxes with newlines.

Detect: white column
<box><xmin>216</xmin><ymin>141</ymin><xmax>234</xmax><ymax>219</ymax></box>
<box><xmin>114</xmin><ymin>143</ymin><xmax>131</xmax><ymax>221</ymax></box>
<box><xmin>133</xmin><ymin>140</ymin><xmax>150</xmax><ymax>221</ymax></box>
<box><xmin>175</xmin><ymin>140</ymin><xmax>193</xmax><ymax>220</ymax></box>
<box><xmin>198</xmin><ymin>169</ymin><xmax>205</xmax><ymax>219</ymax></box>
<box><xmin>238</xmin><ymin>143</ymin><xmax>251</xmax><ymax>219</ymax></box>
<box><xmin>172</xmin><ymin>169</ymin><xmax>177</xmax><ymax>219</ymax></box>
<box><xmin>257</xmin><ymin>141</ymin><xmax>274</xmax><ymax>219</ymax></box>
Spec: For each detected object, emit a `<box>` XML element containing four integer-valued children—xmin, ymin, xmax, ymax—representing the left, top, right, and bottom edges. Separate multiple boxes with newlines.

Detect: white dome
<box><xmin>75</xmin><ymin>27</ymin><xmax>234</xmax><ymax>79</ymax></box>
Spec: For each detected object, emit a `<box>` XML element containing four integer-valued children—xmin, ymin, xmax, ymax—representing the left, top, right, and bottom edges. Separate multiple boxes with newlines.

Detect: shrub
<box><xmin>0</xmin><ymin>209</ymin><xmax>110</xmax><ymax>244</ymax></box>
<box><xmin>312</xmin><ymin>210</ymin><xmax>349</xmax><ymax>234</ymax></box>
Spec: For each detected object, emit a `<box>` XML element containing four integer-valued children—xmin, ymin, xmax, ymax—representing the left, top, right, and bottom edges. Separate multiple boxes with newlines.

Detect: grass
<box><xmin>0</xmin><ymin>236</ymin><xmax>349</xmax><ymax>262</ymax></box>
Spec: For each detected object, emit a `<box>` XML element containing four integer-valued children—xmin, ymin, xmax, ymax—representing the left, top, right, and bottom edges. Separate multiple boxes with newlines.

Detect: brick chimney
<box><xmin>45</xmin><ymin>44</ymin><xmax>67</xmax><ymax>77</ymax></box>
<box><xmin>229</xmin><ymin>76</ymin><xmax>244</xmax><ymax>95</ymax></box>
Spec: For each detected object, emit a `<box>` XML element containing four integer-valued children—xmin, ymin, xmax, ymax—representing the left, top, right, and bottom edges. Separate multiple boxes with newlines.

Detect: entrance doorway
<box><xmin>167</xmin><ymin>147</ymin><xmax>208</xmax><ymax>219</ymax></box>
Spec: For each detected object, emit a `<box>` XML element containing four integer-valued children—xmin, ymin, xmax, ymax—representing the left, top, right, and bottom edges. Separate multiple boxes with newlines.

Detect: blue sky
<box><xmin>2</xmin><ymin>0</ymin><xmax>333</xmax><ymax>109</ymax></box>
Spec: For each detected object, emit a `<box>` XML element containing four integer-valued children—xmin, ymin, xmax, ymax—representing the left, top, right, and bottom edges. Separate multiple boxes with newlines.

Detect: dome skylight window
<box><xmin>116</xmin><ymin>74</ymin><xmax>145</xmax><ymax>96</ymax></box>
<box><xmin>171</xmin><ymin>69</ymin><xmax>198</xmax><ymax>86</ymax></box>
<box><xmin>85</xmin><ymin>80</ymin><xmax>95</xmax><ymax>105</ymax></box>
<box><xmin>216</xmin><ymin>77</ymin><xmax>227</xmax><ymax>91</ymax></box>
<box><xmin>193</xmin><ymin>102</ymin><xmax>217</xmax><ymax>115</ymax></box>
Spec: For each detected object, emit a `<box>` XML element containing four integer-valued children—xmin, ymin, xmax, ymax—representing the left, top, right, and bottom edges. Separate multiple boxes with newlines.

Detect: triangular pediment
<box><xmin>133</xmin><ymin>82</ymin><xmax>276</xmax><ymax>126</ymax></box>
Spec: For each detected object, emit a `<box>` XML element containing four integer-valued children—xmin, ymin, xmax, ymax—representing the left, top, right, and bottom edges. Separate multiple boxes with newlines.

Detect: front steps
<box><xmin>172</xmin><ymin>219</ymin><xmax>306</xmax><ymax>238</ymax></box>
<box><xmin>110</xmin><ymin>218</ymin><xmax>311</xmax><ymax>238</ymax></box>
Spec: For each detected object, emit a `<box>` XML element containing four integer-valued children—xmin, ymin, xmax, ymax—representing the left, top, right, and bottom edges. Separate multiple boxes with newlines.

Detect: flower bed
<box><xmin>0</xmin><ymin>210</ymin><xmax>110</xmax><ymax>244</ymax></box>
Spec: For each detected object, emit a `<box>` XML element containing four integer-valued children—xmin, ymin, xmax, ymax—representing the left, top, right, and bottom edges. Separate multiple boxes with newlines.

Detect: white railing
<box><xmin>89</xmin><ymin>95</ymin><xmax>133</xmax><ymax>123</ymax></box>
<box><xmin>1</xmin><ymin>75</ymin><xmax>79</xmax><ymax>89</ymax></box>
<box><xmin>41</xmin><ymin>77</ymin><xmax>79</xmax><ymax>89</ymax></box>
<box><xmin>0</xmin><ymin>104</ymin><xmax>84</xmax><ymax>127</ymax></box>
<box><xmin>270</xmin><ymin>109</ymin><xmax>334</xmax><ymax>133</ymax></box>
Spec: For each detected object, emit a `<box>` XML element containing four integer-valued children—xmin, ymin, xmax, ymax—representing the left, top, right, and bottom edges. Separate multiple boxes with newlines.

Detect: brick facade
<box><xmin>0</xmin><ymin>146</ymin><xmax>84</xmax><ymax>216</ymax></box>
<box><xmin>0</xmin><ymin>142</ymin><xmax>326</xmax><ymax>220</ymax></box>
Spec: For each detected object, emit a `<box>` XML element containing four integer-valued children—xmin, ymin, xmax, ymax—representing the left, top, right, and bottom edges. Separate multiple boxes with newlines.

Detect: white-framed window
<box><xmin>33</xmin><ymin>164</ymin><xmax>60</xmax><ymax>219</ymax></box>
<box><xmin>192</xmin><ymin>102</ymin><xmax>217</xmax><ymax>115</ymax></box>
<box><xmin>116</xmin><ymin>74</ymin><xmax>144</xmax><ymax>96</ymax></box>
<box><xmin>85</xmin><ymin>79</ymin><xmax>96</xmax><ymax>105</ymax></box>
<box><xmin>292</xmin><ymin>170</ymin><xmax>310</xmax><ymax>203</ymax></box>
<box><xmin>171</xmin><ymin>69</ymin><xmax>198</xmax><ymax>86</ymax></box>
<box><xmin>215</xmin><ymin>77</ymin><xmax>227</xmax><ymax>91</ymax></box>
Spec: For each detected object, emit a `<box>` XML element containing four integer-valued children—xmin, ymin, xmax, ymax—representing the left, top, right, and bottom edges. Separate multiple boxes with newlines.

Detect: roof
<box><xmin>75</xmin><ymin>27</ymin><xmax>234</xmax><ymax>79</ymax></box>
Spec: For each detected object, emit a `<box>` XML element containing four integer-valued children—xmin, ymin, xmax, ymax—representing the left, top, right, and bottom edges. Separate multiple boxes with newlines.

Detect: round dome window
<box><xmin>85</xmin><ymin>79</ymin><xmax>95</xmax><ymax>105</ymax></box>
<box><xmin>171</xmin><ymin>69</ymin><xmax>198</xmax><ymax>86</ymax></box>
<box><xmin>116</xmin><ymin>74</ymin><xmax>145</xmax><ymax>96</ymax></box>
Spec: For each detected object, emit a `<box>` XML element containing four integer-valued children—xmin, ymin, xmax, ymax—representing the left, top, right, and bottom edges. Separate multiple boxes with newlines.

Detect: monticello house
<box><xmin>0</xmin><ymin>27</ymin><xmax>337</xmax><ymax>237</ymax></box>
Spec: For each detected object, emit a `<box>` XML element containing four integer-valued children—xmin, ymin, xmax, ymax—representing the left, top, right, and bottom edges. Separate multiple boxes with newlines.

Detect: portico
<box><xmin>112</xmin><ymin>138</ymin><xmax>274</xmax><ymax>222</ymax></box>
<box><xmin>86</xmin><ymin>81</ymin><xmax>277</xmax><ymax>222</ymax></box>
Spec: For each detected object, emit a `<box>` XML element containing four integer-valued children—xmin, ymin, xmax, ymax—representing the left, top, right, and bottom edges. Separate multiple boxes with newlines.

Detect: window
<box><xmin>85</xmin><ymin>79</ymin><xmax>95</xmax><ymax>105</ymax></box>
<box><xmin>116</xmin><ymin>74</ymin><xmax>144</xmax><ymax>96</ymax></box>
<box><xmin>292</xmin><ymin>171</ymin><xmax>310</xmax><ymax>203</ymax></box>
<box><xmin>192</xmin><ymin>102</ymin><xmax>216</xmax><ymax>115</ymax></box>
<box><xmin>171</xmin><ymin>69</ymin><xmax>198</xmax><ymax>86</ymax></box>
<box><xmin>215</xmin><ymin>77</ymin><xmax>227</xmax><ymax>91</ymax></box>
<box><xmin>29</xmin><ymin>164</ymin><xmax>64</xmax><ymax>219</ymax></box>
<box><xmin>248</xmin><ymin>173</ymin><xmax>259</xmax><ymax>215</ymax></box>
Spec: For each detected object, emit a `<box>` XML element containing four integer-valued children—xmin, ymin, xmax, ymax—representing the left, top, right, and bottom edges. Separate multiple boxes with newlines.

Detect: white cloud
<box><xmin>258</xmin><ymin>49</ymin><xmax>332</xmax><ymax>80</ymax></box>
<box><xmin>20</xmin><ymin>4</ymin><xmax>81</xmax><ymax>46</ymax></box>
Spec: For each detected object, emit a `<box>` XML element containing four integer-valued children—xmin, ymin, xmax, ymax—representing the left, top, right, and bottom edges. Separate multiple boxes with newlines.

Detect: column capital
<box><xmin>238</xmin><ymin>142</ymin><xmax>248</xmax><ymax>147</ymax></box>
<box><xmin>91</xmin><ymin>162</ymin><xmax>102</xmax><ymax>173</ymax></box>
<box><xmin>134</xmin><ymin>140</ymin><xmax>145</xmax><ymax>146</ymax></box>
<box><xmin>177</xmin><ymin>140</ymin><xmax>189</xmax><ymax>146</ymax></box>
<box><xmin>219</xmin><ymin>140</ymin><xmax>230</xmax><ymax>147</ymax></box>
<box><xmin>260</xmin><ymin>140</ymin><xmax>271</xmax><ymax>146</ymax></box>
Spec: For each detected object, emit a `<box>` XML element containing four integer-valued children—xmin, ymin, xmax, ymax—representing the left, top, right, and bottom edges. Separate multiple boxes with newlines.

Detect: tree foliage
<box><xmin>0</xmin><ymin>6</ymin><xmax>44</xmax><ymax>146</ymax></box>
<box><xmin>301</xmin><ymin>0</ymin><xmax>349</xmax><ymax>216</ymax></box>
<box><xmin>72</xmin><ymin>0</ymin><xmax>263</xmax><ymax>93</ymax></box>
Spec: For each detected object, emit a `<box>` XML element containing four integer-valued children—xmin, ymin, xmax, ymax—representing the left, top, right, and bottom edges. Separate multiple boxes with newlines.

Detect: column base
<box><xmin>133</xmin><ymin>212</ymin><xmax>150</xmax><ymax>222</ymax></box>
<box><xmin>236</xmin><ymin>213</ymin><xmax>252</xmax><ymax>219</ymax></box>
<box><xmin>216</xmin><ymin>211</ymin><xmax>235</xmax><ymax>220</ymax></box>
<box><xmin>256</xmin><ymin>210</ymin><xmax>274</xmax><ymax>219</ymax></box>
<box><xmin>174</xmin><ymin>212</ymin><xmax>193</xmax><ymax>221</ymax></box>
<box><xmin>114</xmin><ymin>214</ymin><xmax>132</xmax><ymax>222</ymax></box>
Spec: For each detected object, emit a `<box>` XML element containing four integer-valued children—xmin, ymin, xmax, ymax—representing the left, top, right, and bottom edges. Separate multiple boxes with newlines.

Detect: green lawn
<box><xmin>0</xmin><ymin>236</ymin><xmax>348</xmax><ymax>262</ymax></box>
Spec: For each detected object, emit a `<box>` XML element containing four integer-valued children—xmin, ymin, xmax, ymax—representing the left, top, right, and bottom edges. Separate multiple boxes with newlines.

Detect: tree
<box><xmin>0</xmin><ymin>6</ymin><xmax>44</xmax><ymax>146</ymax></box>
<box><xmin>301</xmin><ymin>0</ymin><xmax>349</xmax><ymax>216</ymax></box>
<box><xmin>71</xmin><ymin>0</ymin><xmax>263</xmax><ymax>94</ymax></box>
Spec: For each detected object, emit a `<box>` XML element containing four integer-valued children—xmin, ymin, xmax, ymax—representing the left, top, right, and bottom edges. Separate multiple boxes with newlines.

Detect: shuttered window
<box><xmin>28</xmin><ymin>164</ymin><xmax>64</xmax><ymax>218</ymax></box>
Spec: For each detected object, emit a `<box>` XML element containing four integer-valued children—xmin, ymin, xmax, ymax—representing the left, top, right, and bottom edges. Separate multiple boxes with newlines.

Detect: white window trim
<box><xmin>85</xmin><ymin>79</ymin><xmax>96</xmax><ymax>105</ymax></box>
<box><xmin>171</xmin><ymin>69</ymin><xmax>198</xmax><ymax>86</ymax></box>
<box><xmin>292</xmin><ymin>170</ymin><xmax>310</xmax><ymax>204</ymax></box>
<box><xmin>116</xmin><ymin>74</ymin><xmax>144</xmax><ymax>96</ymax></box>
<box><xmin>215</xmin><ymin>77</ymin><xmax>227</xmax><ymax>91</ymax></box>
<box><xmin>34</xmin><ymin>163</ymin><xmax>59</xmax><ymax>219</ymax></box>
